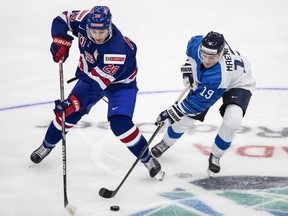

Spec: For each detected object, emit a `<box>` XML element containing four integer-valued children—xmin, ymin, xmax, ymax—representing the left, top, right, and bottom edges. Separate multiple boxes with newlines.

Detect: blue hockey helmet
<box><xmin>200</xmin><ymin>31</ymin><xmax>225</xmax><ymax>55</ymax></box>
<box><xmin>87</xmin><ymin>6</ymin><xmax>112</xmax><ymax>30</ymax></box>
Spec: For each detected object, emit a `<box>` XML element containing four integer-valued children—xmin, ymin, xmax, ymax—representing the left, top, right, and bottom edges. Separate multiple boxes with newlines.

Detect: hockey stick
<box><xmin>99</xmin><ymin>125</ymin><xmax>162</xmax><ymax>199</ymax></box>
<box><xmin>99</xmin><ymin>84</ymin><xmax>190</xmax><ymax>199</ymax></box>
<box><xmin>59</xmin><ymin>59</ymin><xmax>77</xmax><ymax>215</ymax></box>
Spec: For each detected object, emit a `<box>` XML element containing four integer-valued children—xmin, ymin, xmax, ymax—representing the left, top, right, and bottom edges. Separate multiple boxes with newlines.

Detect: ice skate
<box><xmin>151</xmin><ymin>140</ymin><xmax>170</xmax><ymax>158</ymax></box>
<box><xmin>144</xmin><ymin>157</ymin><xmax>165</xmax><ymax>181</ymax></box>
<box><xmin>207</xmin><ymin>153</ymin><xmax>221</xmax><ymax>177</ymax></box>
<box><xmin>30</xmin><ymin>144</ymin><xmax>52</xmax><ymax>164</ymax></box>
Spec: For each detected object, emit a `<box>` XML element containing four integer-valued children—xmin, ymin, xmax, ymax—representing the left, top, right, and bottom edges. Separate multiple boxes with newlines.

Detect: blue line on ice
<box><xmin>0</xmin><ymin>87</ymin><xmax>287</xmax><ymax>112</ymax></box>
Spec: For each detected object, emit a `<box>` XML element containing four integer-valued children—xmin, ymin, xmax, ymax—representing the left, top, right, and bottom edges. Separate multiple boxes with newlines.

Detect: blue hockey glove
<box><xmin>54</xmin><ymin>95</ymin><xmax>80</xmax><ymax>117</ymax></box>
<box><xmin>155</xmin><ymin>104</ymin><xmax>184</xmax><ymax>126</ymax></box>
<box><xmin>50</xmin><ymin>34</ymin><xmax>74</xmax><ymax>63</ymax></box>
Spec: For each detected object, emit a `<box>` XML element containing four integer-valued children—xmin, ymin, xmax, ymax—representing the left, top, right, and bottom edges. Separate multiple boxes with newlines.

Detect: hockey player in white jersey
<box><xmin>151</xmin><ymin>31</ymin><xmax>256</xmax><ymax>177</ymax></box>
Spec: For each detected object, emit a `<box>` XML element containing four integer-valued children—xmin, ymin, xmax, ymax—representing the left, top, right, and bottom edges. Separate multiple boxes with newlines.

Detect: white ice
<box><xmin>1</xmin><ymin>0</ymin><xmax>288</xmax><ymax>216</ymax></box>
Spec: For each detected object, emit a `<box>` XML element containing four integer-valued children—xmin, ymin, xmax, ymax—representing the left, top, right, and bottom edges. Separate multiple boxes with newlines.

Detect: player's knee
<box><xmin>65</xmin><ymin>111</ymin><xmax>83</xmax><ymax>124</ymax></box>
<box><xmin>223</xmin><ymin>104</ymin><xmax>243</xmax><ymax>130</ymax></box>
<box><xmin>109</xmin><ymin>115</ymin><xmax>134</xmax><ymax>136</ymax></box>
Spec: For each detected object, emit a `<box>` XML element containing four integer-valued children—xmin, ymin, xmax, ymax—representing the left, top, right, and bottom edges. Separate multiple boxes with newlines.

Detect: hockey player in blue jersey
<box><xmin>30</xmin><ymin>6</ymin><xmax>164</xmax><ymax>179</ymax></box>
<box><xmin>151</xmin><ymin>31</ymin><xmax>256</xmax><ymax>177</ymax></box>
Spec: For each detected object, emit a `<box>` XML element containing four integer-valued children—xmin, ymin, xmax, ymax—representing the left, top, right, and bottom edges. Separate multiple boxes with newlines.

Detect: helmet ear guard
<box><xmin>200</xmin><ymin>31</ymin><xmax>225</xmax><ymax>55</ymax></box>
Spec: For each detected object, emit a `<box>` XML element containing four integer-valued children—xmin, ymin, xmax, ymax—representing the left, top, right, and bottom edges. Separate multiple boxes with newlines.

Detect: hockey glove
<box><xmin>181</xmin><ymin>61</ymin><xmax>194</xmax><ymax>88</ymax></box>
<box><xmin>155</xmin><ymin>104</ymin><xmax>184</xmax><ymax>126</ymax></box>
<box><xmin>54</xmin><ymin>94</ymin><xmax>81</xmax><ymax>117</ymax></box>
<box><xmin>50</xmin><ymin>34</ymin><xmax>74</xmax><ymax>63</ymax></box>
<box><xmin>183</xmin><ymin>73</ymin><xmax>194</xmax><ymax>88</ymax></box>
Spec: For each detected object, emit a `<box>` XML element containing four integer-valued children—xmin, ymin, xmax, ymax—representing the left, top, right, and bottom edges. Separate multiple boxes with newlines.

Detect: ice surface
<box><xmin>1</xmin><ymin>0</ymin><xmax>288</xmax><ymax>215</ymax></box>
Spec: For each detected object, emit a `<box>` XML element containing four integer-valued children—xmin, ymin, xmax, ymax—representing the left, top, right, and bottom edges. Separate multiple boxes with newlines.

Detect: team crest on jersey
<box><xmin>104</xmin><ymin>54</ymin><xmax>126</xmax><ymax>65</ymax></box>
<box><xmin>85</xmin><ymin>51</ymin><xmax>95</xmax><ymax>64</ymax></box>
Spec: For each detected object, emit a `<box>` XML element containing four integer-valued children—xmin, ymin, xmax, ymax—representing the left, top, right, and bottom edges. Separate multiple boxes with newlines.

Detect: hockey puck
<box><xmin>110</xmin><ymin>205</ymin><xmax>120</xmax><ymax>211</ymax></box>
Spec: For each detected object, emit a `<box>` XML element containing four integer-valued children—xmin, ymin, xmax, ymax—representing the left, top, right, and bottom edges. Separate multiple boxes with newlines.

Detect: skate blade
<box><xmin>207</xmin><ymin>169</ymin><xmax>216</xmax><ymax>178</ymax></box>
<box><xmin>155</xmin><ymin>170</ymin><xmax>165</xmax><ymax>181</ymax></box>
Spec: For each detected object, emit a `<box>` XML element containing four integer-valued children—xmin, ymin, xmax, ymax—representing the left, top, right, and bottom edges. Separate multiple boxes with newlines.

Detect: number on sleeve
<box><xmin>234</xmin><ymin>59</ymin><xmax>245</xmax><ymax>73</ymax></box>
<box><xmin>199</xmin><ymin>86</ymin><xmax>214</xmax><ymax>99</ymax></box>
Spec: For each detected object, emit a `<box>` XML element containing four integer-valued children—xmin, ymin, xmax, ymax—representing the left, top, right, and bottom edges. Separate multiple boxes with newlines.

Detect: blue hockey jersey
<box><xmin>179</xmin><ymin>35</ymin><xmax>256</xmax><ymax>117</ymax></box>
<box><xmin>51</xmin><ymin>10</ymin><xmax>138</xmax><ymax>93</ymax></box>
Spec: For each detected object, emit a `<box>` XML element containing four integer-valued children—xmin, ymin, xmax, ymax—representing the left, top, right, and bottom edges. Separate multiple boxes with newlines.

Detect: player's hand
<box><xmin>50</xmin><ymin>34</ymin><xmax>74</xmax><ymax>63</ymax></box>
<box><xmin>155</xmin><ymin>105</ymin><xmax>184</xmax><ymax>126</ymax></box>
<box><xmin>181</xmin><ymin>63</ymin><xmax>194</xmax><ymax>88</ymax></box>
<box><xmin>183</xmin><ymin>73</ymin><xmax>194</xmax><ymax>88</ymax></box>
<box><xmin>54</xmin><ymin>95</ymin><xmax>80</xmax><ymax>117</ymax></box>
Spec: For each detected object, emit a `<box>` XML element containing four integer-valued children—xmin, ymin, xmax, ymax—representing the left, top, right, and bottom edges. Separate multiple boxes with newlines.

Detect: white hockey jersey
<box><xmin>180</xmin><ymin>35</ymin><xmax>256</xmax><ymax>116</ymax></box>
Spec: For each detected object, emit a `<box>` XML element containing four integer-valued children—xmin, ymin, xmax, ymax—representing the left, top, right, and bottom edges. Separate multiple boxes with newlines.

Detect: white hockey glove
<box><xmin>181</xmin><ymin>59</ymin><xmax>194</xmax><ymax>88</ymax></box>
<box><xmin>155</xmin><ymin>104</ymin><xmax>184</xmax><ymax>126</ymax></box>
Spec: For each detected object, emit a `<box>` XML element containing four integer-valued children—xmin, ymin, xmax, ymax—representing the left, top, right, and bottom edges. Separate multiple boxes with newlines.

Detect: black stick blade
<box><xmin>99</xmin><ymin>187</ymin><xmax>115</xmax><ymax>198</ymax></box>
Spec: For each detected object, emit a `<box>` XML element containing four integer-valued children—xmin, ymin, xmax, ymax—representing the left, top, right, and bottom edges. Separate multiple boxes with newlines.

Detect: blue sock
<box><xmin>43</xmin><ymin>122</ymin><xmax>62</xmax><ymax>149</ymax></box>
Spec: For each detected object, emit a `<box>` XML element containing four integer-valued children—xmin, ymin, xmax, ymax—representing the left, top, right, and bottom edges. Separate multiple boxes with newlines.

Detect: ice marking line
<box><xmin>0</xmin><ymin>87</ymin><xmax>287</xmax><ymax>112</ymax></box>
<box><xmin>0</xmin><ymin>101</ymin><xmax>53</xmax><ymax>111</ymax></box>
